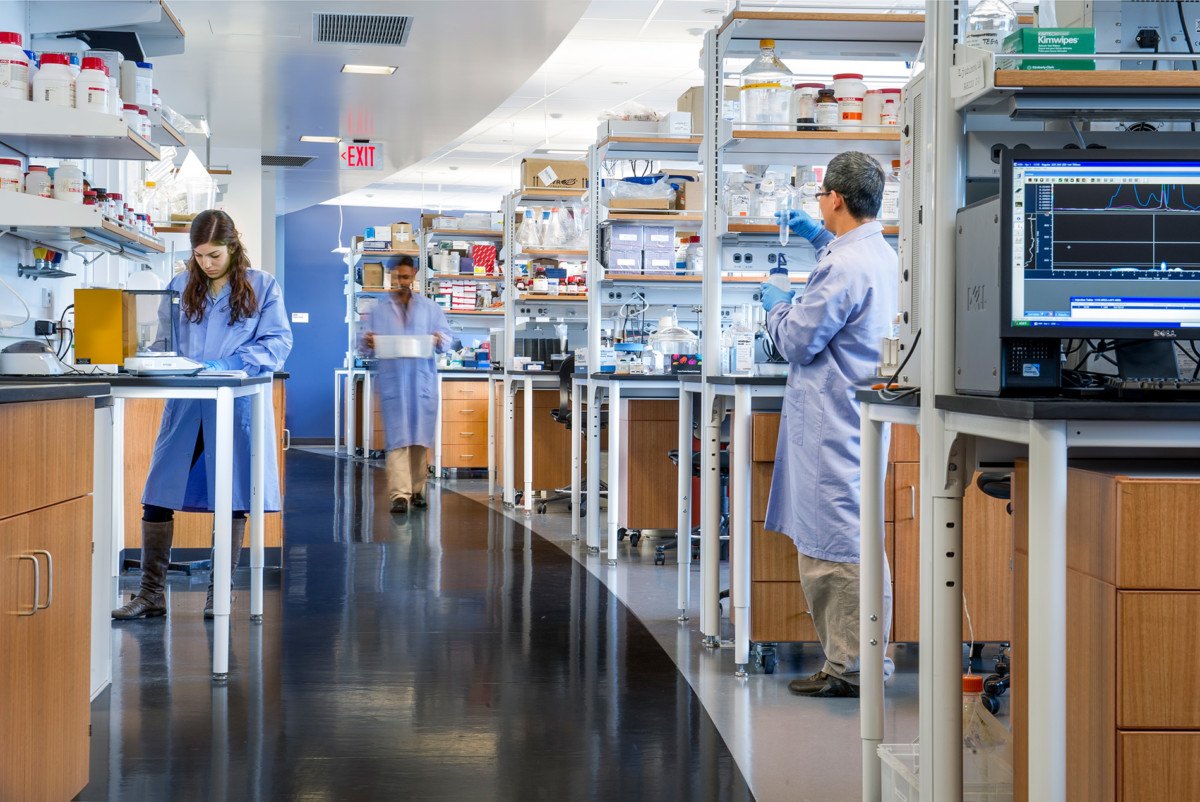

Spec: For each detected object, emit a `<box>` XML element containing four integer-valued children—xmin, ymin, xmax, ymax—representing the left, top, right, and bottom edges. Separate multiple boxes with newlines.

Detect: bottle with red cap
<box><xmin>0</xmin><ymin>157</ymin><xmax>23</xmax><ymax>193</ymax></box>
<box><xmin>75</xmin><ymin>56</ymin><xmax>109</xmax><ymax>113</ymax></box>
<box><xmin>0</xmin><ymin>32</ymin><xmax>29</xmax><ymax>101</ymax></box>
<box><xmin>32</xmin><ymin>52</ymin><xmax>72</xmax><ymax>106</ymax></box>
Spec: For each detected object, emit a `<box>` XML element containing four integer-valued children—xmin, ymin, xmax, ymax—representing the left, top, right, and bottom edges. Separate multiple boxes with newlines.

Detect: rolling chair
<box><xmin>536</xmin><ymin>354</ymin><xmax>608</xmax><ymax>514</ymax></box>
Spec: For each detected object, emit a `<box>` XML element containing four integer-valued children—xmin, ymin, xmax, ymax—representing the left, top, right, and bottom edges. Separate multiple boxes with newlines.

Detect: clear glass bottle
<box><xmin>720</xmin><ymin>309</ymin><xmax>756</xmax><ymax>376</ymax></box>
<box><xmin>739</xmin><ymin>38</ymin><xmax>794</xmax><ymax>130</ymax></box>
<box><xmin>964</xmin><ymin>0</ymin><xmax>1018</xmax><ymax>53</ymax></box>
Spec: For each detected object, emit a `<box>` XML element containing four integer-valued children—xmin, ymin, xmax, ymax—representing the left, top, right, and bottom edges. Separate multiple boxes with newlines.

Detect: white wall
<box><xmin>209</xmin><ymin>145</ymin><xmax>265</xmax><ymax>271</ymax></box>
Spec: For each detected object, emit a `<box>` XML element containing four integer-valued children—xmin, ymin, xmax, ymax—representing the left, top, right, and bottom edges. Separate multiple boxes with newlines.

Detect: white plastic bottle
<box><xmin>0</xmin><ymin>33</ymin><xmax>29</xmax><ymax>101</ymax></box>
<box><xmin>767</xmin><ymin>263</ymin><xmax>790</xmax><ymax>294</ymax></box>
<box><xmin>25</xmin><ymin>164</ymin><xmax>51</xmax><ymax>197</ymax></box>
<box><xmin>120</xmin><ymin>60</ymin><xmax>153</xmax><ymax>106</ymax></box>
<box><xmin>721</xmin><ymin>310</ymin><xmax>756</xmax><ymax>376</ymax></box>
<box><xmin>32</xmin><ymin>53</ymin><xmax>73</xmax><ymax>106</ymax></box>
<box><xmin>964</xmin><ymin>0</ymin><xmax>1018</xmax><ymax>53</ymax></box>
<box><xmin>67</xmin><ymin>53</ymin><xmax>79</xmax><ymax>107</ymax></box>
<box><xmin>75</xmin><ymin>56</ymin><xmax>109</xmax><ymax>113</ymax></box>
<box><xmin>0</xmin><ymin>157</ymin><xmax>23</xmax><ymax>193</ymax></box>
<box><xmin>833</xmin><ymin>73</ymin><xmax>867</xmax><ymax>128</ymax></box>
<box><xmin>53</xmin><ymin>160</ymin><xmax>84</xmax><ymax>203</ymax></box>
<box><xmin>685</xmin><ymin>235</ymin><xmax>704</xmax><ymax>273</ymax></box>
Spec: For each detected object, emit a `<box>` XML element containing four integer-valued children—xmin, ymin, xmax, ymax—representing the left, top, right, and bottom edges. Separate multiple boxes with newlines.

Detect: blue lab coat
<box><xmin>763</xmin><ymin>222</ymin><xmax>898</xmax><ymax>563</ymax></box>
<box><xmin>361</xmin><ymin>293</ymin><xmax>452</xmax><ymax>451</ymax></box>
<box><xmin>142</xmin><ymin>269</ymin><xmax>293</xmax><ymax>513</ymax></box>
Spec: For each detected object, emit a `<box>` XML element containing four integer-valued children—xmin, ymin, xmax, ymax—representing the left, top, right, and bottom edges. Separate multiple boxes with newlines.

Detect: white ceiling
<box><xmin>150</xmin><ymin>0</ymin><xmax>591</xmax><ymax>214</ymax></box>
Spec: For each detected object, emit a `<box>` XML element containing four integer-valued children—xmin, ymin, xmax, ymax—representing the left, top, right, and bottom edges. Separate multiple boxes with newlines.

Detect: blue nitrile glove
<box><xmin>202</xmin><ymin>360</ymin><xmax>221</xmax><ymax>370</ymax></box>
<box><xmin>760</xmin><ymin>283</ymin><xmax>795</xmax><ymax>312</ymax></box>
<box><xmin>776</xmin><ymin>208</ymin><xmax>823</xmax><ymax>242</ymax></box>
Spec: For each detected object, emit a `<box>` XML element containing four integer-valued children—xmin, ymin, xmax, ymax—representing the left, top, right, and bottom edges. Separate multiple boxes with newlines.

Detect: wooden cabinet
<box><xmin>441</xmin><ymin>380</ymin><xmax>488</xmax><ymax>469</ymax></box>
<box><xmin>494</xmin><ymin>383</ymin><xmax>571</xmax><ymax>491</ymax></box>
<box><xmin>123</xmin><ymin>377</ymin><xmax>288</xmax><ymax>552</ymax></box>
<box><xmin>0</xmin><ymin>398</ymin><xmax>94</xmax><ymax>802</ymax></box>
<box><xmin>616</xmin><ymin>399</ymin><xmax>680</xmax><ymax>530</ymax></box>
<box><xmin>1012</xmin><ymin>462</ymin><xmax>1200</xmax><ymax>801</ymax></box>
<box><xmin>746</xmin><ymin>418</ymin><xmax>1011</xmax><ymax>645</ymax></box>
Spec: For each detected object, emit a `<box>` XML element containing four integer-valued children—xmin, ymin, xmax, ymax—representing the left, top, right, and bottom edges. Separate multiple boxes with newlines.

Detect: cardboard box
<box><xmin>999</xmin><ymin>27</ymin><xmax>1095</xmax><ymax>70</ymax></box>
<box><xmin>677</xmin><ymin>85</ymin><xmax>740</xmax><ymax>132</ymax></box>
<box><xmin>678</xmin><ymin>180</ymin><xmax>704</xmax><ymax>211</ymax></box>
<box><xmin>659</xmin><ymin>111</ymin><xmax>692</xmax><ymax>136</ymax></box>
<box><xmin>607</xmin><ymin>197</ymin><xmax>672</xmax><ymax>211</ymax></box>
<box><xmin>362</xmin><ymin>262</ymin><xmax>384</xmax><ymax>288</ymax></box>
<box><xmin>520</xmin><ymin>158</ymin><xmax>588</xmax><ymax>191</ymax></box>
<box><xmin>421</xmin><ymin>213</ymin><xmax>439</xmax><ymax>230</ymax></box>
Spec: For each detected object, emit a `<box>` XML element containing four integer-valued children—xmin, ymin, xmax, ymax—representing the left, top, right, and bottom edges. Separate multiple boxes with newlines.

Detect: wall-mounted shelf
<box><xmin>717</xmin><ymin>10</ymin><xmax>923</xmax><ymax>59</ymax></box>
<box><xmin>428</xmin><ymin>228</ymin><xmax>503</xmax><ymax>239</ymax></box>
<box><xmin>604</xmin><ymin>211</ymin><xmax>703</xmax><ymax>224</ymax></box>
<box><xmin>29</xmin><ymin>1</ymin><xmax>186</xmax><ymax>57</ymax></box>
<box><xmin>598</xmin><ymin>135</ymin><xmax>703</xmax><ymax>158</ymax></box>
<box><xmin>0</xmin><ymin>191</ymin><xmax>164</xmax><ymax>256</ymax></box>
<box><xmin>517</xmin><ymin>294</ymin><xmax>587</xmax><ymax>302</ymax></box>
<box><xmin>0</xmin><ymin>100</ymin><xmax>160</xmax><ymax>161</ymax></box>
<box><xmin>356</xmin><ymin>247</ymin><xmax>420</xmax><ymax>257</ymax></box>
<box><xmin>153</xmin><ymin>225</ymin><xmax>190</xmax><ymax>234</ymax></box>
<box><xmin>719</xmin><ymin>123</ymin><xmax>901</xmax><ymax>159</ymax></box>
<box><xmin>517</xmin><ymin>248</ymin><xmax>589</xmax><ymax>258</ymax></box>
<box><xmin>151</xmin><ymin>117</ymin><xmax>186</xmax><ymax>147</ymax></box>
<box><xmin>723</xmin><ymin>221</ymin><xmax>900</xmax><ymax>237</ymax></box>
<box><xmin>516</xmin><ymin>188</ymin><xmax>587</xmax><ymax>206</ymax></box>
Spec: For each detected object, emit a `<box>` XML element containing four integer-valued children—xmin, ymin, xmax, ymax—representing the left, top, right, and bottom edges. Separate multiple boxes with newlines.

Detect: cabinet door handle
<box><xmin>16</xmin><ymin>554</ymin><xmax>39</xmax><ymax>616</ymax></box>
<box><xmin>461</xmin><ymin>453</ymin><xmax>475</xmax><ymax>459</ymax></box>
<box><xmin>907</xmin><ymin>486</ymin><xmax>916</xmax><ymax>521</ymax></box>
<box><xmin>283</xmin><ymin>428</ymin><xmax>292</xmax><ymax>451</ymax></box>
<box><xmin>459</xmin><ymin>432</ymin><xmax>477</xmax><ymax>437</ymax></box>
<box><xmin>31</xmin><ymin>550</ymin><xmax>52</xmax><ymax>610</ymax></box>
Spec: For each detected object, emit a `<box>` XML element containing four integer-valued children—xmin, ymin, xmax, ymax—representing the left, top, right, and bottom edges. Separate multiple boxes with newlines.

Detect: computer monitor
<box><xmin>1001</xmin><ymin>149</ymin><xmax>1200</xmax><ymax>341</ymax></box>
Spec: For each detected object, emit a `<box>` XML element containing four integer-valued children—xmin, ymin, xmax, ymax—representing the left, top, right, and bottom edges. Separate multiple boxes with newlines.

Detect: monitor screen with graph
<box><xmin>1001</xmin><ymin>149</ymin><xmax>1200</xmax><ymax>339</ymax></box>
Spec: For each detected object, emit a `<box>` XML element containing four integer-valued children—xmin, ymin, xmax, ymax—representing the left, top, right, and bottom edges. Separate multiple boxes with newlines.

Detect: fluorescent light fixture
<box><xmin>341</xmin><ymin>64</ymin><xmax>397</xmax><ymax>75</ymax></box>
<box><xmin>300</xmin><ymin>135</ymin><xmax>341</xmax><ymax>143</ymax></box>
<box><xmin>542</xmin><ymin>150</ymin><xmax>584</xmax><ymax>156</ymax></box>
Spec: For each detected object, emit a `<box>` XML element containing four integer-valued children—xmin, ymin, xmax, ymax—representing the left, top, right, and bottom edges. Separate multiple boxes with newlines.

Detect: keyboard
<box><xmin>1104</xmin><ymin>377</ymin><xmax>1200</xmax><ymax>400</ymax></box>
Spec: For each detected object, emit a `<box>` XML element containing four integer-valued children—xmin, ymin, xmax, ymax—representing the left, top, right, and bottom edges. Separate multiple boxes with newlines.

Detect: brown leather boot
<box><xmin>112</xmin><ymin>519</ymin><xmax>174</xmax><ymax>619</ymax></box>
<box><xmin>204</xmin><ymin>516</ymin><xmax>246</xmax><ymax>619</ymax></box>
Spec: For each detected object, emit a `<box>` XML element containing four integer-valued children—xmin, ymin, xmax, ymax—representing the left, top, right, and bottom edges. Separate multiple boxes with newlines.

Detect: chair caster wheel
<box><xmin>537</xmin><ymin>503</ymin><xmax>547</xmax><ymax>514</ymax></box>
<box><xmin>629</xmin><ymin>531</ymin><xmax>641</xmax><ymax>548</ymax></box>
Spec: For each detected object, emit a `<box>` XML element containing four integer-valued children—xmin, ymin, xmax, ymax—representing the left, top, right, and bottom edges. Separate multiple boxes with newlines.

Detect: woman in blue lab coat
<box><xmin>760</xmin><ymin>151</ymin><xmax>898</xmax><ymax>697</ymax></box>
<box><xmin>113</xmin><ymin>209</ymin><xmax>293</xmax><ymax>620</ymax></box>
<box><xmin>360</xmin><ymin>256</ymin><xmax>452</xmax><ymax>514</ymax></box>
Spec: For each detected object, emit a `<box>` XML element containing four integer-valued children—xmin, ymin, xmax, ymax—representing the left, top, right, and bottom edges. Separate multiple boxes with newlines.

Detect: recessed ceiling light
<box><xmin>299</xmin><ymin>135</ymin><xmax>341</xmax><ymax>143</ymax></box>
<box><xmin>611</xmin><ymin>80</ymin><xmax>628</xmax><ymax>85</ymax></box>
<box><xmin>702</xmin><ymin>7</ymin><xmax>723</xmax><ymax>13</ymax></box>
<box><xmin>687</xmin><ymin>27</ymin><xmax>707</xmax><ymax>36</ymax></box>
<box><xmin>341</xmin><ymin>64</ymin><xmax>397</xmax><ymax>75</ymax></box>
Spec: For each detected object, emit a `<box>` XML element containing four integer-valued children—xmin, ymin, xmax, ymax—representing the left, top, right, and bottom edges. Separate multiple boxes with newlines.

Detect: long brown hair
<box><xmin>182</xmin><ymin>209</ymin><xmax>257</xmax><ymax>324</ymax></box>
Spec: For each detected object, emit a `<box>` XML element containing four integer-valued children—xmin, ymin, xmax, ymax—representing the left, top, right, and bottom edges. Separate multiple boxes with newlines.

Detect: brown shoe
<box><xmin>391</xmin><ymin>497</ymin><xmax>408</xmax><ymax>514</ymax></box>
<box><xmin>788</xmin><ymin>670</ymin><xmax>859</xmax><ymax>698</ymax></box>
<box><xmin>412</xmin><ymin>493</ymin><xmax>427</xmax><ymax>508</ymax></box>
<box><xmin>112</xmin><ymin>519</ymin><xmax>174</xmax><ymax>620</ymax></box>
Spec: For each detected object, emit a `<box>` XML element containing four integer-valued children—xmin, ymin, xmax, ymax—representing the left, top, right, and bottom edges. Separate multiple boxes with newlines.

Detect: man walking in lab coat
<box><xmin>361</xmin><ymin>256</ymin><xmax>453</xmax><ymax>514</ymax></box>
<box><xmin>760</xmin><ymin>151</ymin><xmax>899</xmax><ymax>698</ymax></box>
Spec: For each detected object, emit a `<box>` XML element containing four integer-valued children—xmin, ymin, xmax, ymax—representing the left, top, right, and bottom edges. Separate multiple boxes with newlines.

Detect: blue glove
<box><xmin>776</xmin><ymin>208</ymin><xmax>823</xmax><ymax>242</ymax></box>
<box><xmin>202</xmin><ymin>360</ymin><xmax>221</xmax><ymax>370</ymax></box>
<box><xmin>760</xmin><ymin>283</ymin><xmax>795</xmax><ymax>312</ymax></box>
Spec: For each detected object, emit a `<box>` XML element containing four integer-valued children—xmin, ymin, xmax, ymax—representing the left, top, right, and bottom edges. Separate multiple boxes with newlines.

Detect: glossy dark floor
<box><xmin>81</xmin><ymin>451</ymin><xmax>753</xmax><ymax>801</ymax></box>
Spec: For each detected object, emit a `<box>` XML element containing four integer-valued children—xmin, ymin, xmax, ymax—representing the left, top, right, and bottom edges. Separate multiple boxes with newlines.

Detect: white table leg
<box><xmin>585</xmin><ymin>380</ymin><xmax>601</xmax><ymax>553</ymax></box>
<box><xmin>731</xmin><ymin>385</ymin><xmax>752</xmax><ymax>676</ymax></box>
<box><xmin>333</xmin><ymin>370</ymin><xmax>343</xmax><ymax>456</ymax></box>
<box><xmin>1027</xmin><ymin>420</ymin><xmax>1068</xmax><ymax>800</ymax></box>
<box><xmin>110</xmin><ymin>397</ymin><xmax>125</xmax><ymax>578</ymax></box>
<box><xmin>860</xmin><ymin>411</ymin><xmax>887</xmax><ymax>802</ymax></box>
<box><xmin>605</xmin><ymin>382</ymin><xmax>621</xmax><ymax>565</ymax></box>
<box><xmin>523</xmin><ymin>376</ymin><xmax>533</xmax><ymax>513</ymax></box>
<box><xmin>435</xmin><ymin>373</ymin><xmax>444</xmax><ymax>479</ymax></box>
<box><xmin>249</xmin><ymin>383</ymin><xmax>266</xmax><ymax>622</ymax></box>
<box><xmin>700</xmin><ymin>386</ymin><xmax>721</xmax><ymax>646</ymax></box>
<box><xmin>487</xmin><ymin>377</ymin><xmax>496</xmax><ymax>498</ymax></box>
<box><xmin>570</xmin><ymin>379</ymin><xmax>582</xmax><ymax>539</ymax></box>
<box><xmin>347</xmin><ymin>371</ymin><xmax>358</xmax><ymax>459</ymax></box>
<box><xmin>212</xmin><ymin>386</ymin><xmax>234</xmax><ymax>682</ymax></box>
<box><xmin>363</xmin><ymin>371</ymin><xmax>374</xmax><ymax>458</ymax></box>
<box><xmin>503</xmin><ymin>377</ymin><xmax>515</xmax><ymax>506</ymax></box>
<box><xmin>676</xmin><ymin>384</ymin><xmax>692</xmax><ymax>620</ymax></box>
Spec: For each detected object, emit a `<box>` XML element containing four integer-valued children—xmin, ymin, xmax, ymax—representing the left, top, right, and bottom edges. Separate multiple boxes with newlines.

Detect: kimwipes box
<box><xmin>999</xmin><ymin>27</ymin><xmax>1095</xmax><ymax>71</ymax></box>
<box><xmin>520</xmin><ymin>158</ymin><xmax>588</xmax><ymax>191</ymax></box>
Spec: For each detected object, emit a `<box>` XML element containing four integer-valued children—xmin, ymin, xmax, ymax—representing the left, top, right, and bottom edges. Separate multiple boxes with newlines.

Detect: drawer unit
<box><xmin>1119</xmin><ymin>732</ymin><xmax>1200</xmax><ymax>801</ymax></box>
<box><xmin>0</xmin><ymin>398</ymin><xmax>93</xmax><ymax>520</ymax></box>
<box><xmin>443</xmin><ymin>425</ymin><xmax>487</xmax><ymax>446</ymax></box>
<box><xmin>750</xmin><ymin>581</ymin><xmax>818</xmax><ymax>643</ymax></box>
<box><xmin>441</xmin><ymin>379</ymin><xmax>488</xmax><ymax>401</ymax></box>
<box><xmin>442</xmin><ymin>399</ymin><xmax>489</xmax><ymax>424</ymax></box>
<box><xmin>1118</xmin><ymin>591</ymin><xmax>1200</xmax><ymax>729</ymax></box>
<box><xmin>442</xmin><ymin>444</ymin><xmax>486</xmax><ymax>469</ymax></box>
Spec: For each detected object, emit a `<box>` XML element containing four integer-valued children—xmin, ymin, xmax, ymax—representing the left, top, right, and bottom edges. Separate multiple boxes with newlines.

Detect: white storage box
<box><xmin>375</xmin><ymin>334</ymin><xmax>434</xmax><ymax>359</ymax></box>
<box><xmin>878</xmin><ymin>744</ymin><xmax>1012</xmax><ymax>802</ymax></box>
<box><xmin>596</xmin><ymin>119</ymin><xmax>662</xmax><ymax>140</ymax></box>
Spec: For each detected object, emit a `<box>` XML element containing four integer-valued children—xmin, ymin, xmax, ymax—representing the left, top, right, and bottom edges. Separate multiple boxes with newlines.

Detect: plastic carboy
<box><xmin>740</xmin><ymin>39</ymin><xmax>793</xmax><ymax>130</ymax></box>
<box><xmin>964</xmin><ymin>0</ymin><xmax>1018</xmax><ymax>53</ymax></box>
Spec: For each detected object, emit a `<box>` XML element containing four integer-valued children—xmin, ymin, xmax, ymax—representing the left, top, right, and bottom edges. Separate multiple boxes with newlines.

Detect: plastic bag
<box><xmin>598</xmin><ymin>102</ymin><xmax>662</xmax><ymax>122</ymax></box>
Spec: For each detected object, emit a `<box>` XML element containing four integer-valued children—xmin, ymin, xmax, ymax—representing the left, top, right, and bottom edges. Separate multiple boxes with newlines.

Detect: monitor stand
<box><xmin>1114</xmin><ymin>340</ymin><xmax>1180</xmax><ymax>381</ymax></box>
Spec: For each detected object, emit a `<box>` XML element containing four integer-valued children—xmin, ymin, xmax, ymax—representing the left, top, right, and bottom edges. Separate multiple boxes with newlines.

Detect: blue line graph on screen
<box><xmin>1105</xmin><ymin>183</ymin><xmax>1200</xmax><ymax>211</ymax></box>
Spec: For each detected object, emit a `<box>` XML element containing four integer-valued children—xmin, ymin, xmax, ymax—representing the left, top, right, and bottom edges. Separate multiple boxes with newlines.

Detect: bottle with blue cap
<box><xmin>767</xmin><ymin>253</ymin><xmax>790</xmax><ymax>293</ymax></box>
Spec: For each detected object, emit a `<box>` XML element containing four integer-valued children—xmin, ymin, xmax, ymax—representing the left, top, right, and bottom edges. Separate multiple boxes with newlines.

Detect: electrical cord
<box><xmin>877</xmin><ymin>328</ymin><xmax>920</xmax><ymax>401</ymax></box>
<box><xmin>1177</xmin><ymin>0</ymin><xmax>1199</xmax><ymax>132</ymax></box>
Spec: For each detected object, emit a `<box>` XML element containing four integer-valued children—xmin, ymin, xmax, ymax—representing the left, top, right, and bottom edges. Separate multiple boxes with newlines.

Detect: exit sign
<box><xmin>339</xmin><ymin>141</ymin><xmax>383</xmax><ymax>170</ymax></box>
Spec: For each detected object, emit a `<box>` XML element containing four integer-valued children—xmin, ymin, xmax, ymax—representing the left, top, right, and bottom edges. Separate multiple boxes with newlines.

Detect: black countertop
<box><xmin>589</xmin><ymin>372</ymin><xmax>681</xmax><ymax>382</ymax></box>
<box><xmin>936</xmin><ymin>394</ymin><xmax>1200</xmax><ymax>421</ymax></box>
<box><xmin>706</xmin><ymin>374</ymin><xmax>787</xmax><ymax>386</ymax></box>
<box><xmin>0</xmin><ymin>373</ymin><xmax>271</xmax><ymax>388</ymax></box>
<box><xmin>0</xmin><ymin>381</ymin><xmax>111</xmax><ymax>405</ymax></box>
<box><xmin>856</xmin><ymin>389</ymin><xmax>920</xmax><ymax>407</ymax></box>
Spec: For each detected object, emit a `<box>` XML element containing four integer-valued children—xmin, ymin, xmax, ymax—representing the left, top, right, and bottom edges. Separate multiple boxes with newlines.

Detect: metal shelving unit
<box><xmin>0</xmin><ymin>185</ymin><xmax>165</xmax><ymax>258</ymax></box>
<box><xmin>0</xmin><ymin>99</ymin><xmax>162</xmax><ymax>161</ymax></box>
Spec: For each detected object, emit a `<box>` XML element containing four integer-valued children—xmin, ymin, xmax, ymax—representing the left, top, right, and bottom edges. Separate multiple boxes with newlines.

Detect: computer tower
<box><xmin>954</xmin><ymin>197</ymin><xmax>1060</xmax><ymax>396</ymax></box>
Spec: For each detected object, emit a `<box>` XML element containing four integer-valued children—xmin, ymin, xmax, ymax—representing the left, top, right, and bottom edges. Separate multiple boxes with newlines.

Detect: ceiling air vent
<box><xmin>261</xmin><ymin>155</ymin><xmax>315</xmax><ymax>168</ymax></box>
<box><xmin>313</xmin><ymin>13</ymin><xmax>413</xmax><ymax>46</ymax></box>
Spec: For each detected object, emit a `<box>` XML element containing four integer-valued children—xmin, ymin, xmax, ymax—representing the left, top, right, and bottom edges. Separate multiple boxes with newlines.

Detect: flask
<box><xmin>964</xmin><ymin>0</ymin><xmax>1018</xmax><ymax>53</ymax></box>
<box><xmin>0</xmin><ymin>33</ymin><xmax>28</xmax><ymax>101</ymax></box>
<box><xmin>739</xmin><ymin>39</ymin><xmax>793</xmax><ymax>130</ymax></box>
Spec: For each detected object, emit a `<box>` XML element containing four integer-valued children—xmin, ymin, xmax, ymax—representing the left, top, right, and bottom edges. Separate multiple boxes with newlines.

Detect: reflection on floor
<box><xmin>81</xmin><ymin>451</ymin><xmax>753</xmax><ymax>801</ymax></box>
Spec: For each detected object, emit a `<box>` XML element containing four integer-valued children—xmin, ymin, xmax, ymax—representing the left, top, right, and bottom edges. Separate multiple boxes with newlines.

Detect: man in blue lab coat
<box><xmin>361</xmin><ymin>256</ymin><xmax>453</xmax><ymax>514</ymax></box>
<box><xmin>760</xmin><ymin>151</ymin><xmax>899</xmax><ymax>697</ymax></box>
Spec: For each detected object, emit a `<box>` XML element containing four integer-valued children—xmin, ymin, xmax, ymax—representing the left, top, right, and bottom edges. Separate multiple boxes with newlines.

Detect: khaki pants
<box><xmin>797</xmin><ymin>550</ymin><xmax>895</xmax><ymax>685</ymax></box>
<box><xmin>386</xmin><ymin>446</ymin><xmax>428</xmax><ymax>502</ymax></box>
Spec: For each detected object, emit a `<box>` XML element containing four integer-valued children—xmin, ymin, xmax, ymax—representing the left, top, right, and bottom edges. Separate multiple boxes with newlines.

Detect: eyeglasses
<box><xmin>815</xmin><ymin>189</ymin><xmax>833</xmax><ymax>198</ymax></box>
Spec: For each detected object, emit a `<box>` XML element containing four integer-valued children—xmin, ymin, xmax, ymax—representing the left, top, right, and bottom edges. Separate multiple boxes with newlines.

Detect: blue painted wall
<box><xmin>279</xmin><ymin>205</ymin><xmax>475</xmax><ymax>441</ymax></box>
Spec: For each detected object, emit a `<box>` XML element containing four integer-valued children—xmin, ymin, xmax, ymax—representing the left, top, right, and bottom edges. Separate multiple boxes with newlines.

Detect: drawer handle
<box><xmin>461</xmin><ymin>453</ymin><xmax>475</xmax><ymax>459</ymax></box>
<box><xmin>459</xmin><ymin>409</ymin><xmax>476</xmax><ymax>414</ymax></box>
<box><xmin>31</xmin><ymin>550</ymin><xmax>52</xmax><ymax>610</ymax></box>
<box><xmin>16</xmin><ymin>554</ymin><xmax>39</xmax><ymax>616</ymax></box>
<box><xmin>458</xmin><ymin>432</ymin><xmax>478</xmax><ymax>437</ymax></box>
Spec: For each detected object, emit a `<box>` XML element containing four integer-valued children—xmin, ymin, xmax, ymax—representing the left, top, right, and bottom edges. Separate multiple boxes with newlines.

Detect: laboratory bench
<box><xmin>0</xmin><ymin>380</ymin><xmax>107</xmax><ymax>802</ymax></box>
<box><xmin>497</xmin><ymin>369</ymin><xmax>578</xmax><ymax>512</ymax></box>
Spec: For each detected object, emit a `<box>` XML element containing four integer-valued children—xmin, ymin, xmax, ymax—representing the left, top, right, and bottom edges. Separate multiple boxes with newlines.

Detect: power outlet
<box><xmin>40</xmin><ymin>288</ymin><xmax>52</xmax><ymax>309</ymax></box>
